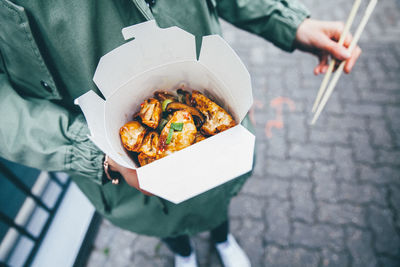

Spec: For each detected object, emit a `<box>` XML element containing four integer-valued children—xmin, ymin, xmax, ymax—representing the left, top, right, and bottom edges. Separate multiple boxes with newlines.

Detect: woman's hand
<box><xmin>107</xmin><ymin>156</ymin><xmax>153</xmax><ymax>196</ymax></box>
<box><xmin>294</xmin><ymin>18</ymin><xmax>362</xmax><ymax>75</ymax></box>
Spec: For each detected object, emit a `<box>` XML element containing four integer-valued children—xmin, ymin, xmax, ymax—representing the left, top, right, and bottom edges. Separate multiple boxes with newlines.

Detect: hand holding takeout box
<box><xmin>75</xmin><ymin>20</ymin><xmax>255</xmax><ymax>204</ymax></box>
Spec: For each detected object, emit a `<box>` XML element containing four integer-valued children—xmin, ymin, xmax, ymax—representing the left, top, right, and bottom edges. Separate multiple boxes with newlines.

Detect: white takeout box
<box><xmin>75</xmin><ymin>21</ymin><xmax>255</xmax><ymax>204</ymax></box>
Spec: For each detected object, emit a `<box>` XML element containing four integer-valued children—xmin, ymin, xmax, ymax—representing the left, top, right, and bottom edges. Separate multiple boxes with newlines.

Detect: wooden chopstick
<box><xmin>311</xmin><ymin>0</ymin><xmax>362</xmax><ymax>113</ymax></box>
<box><xmin>311</xmin><ymin>0</ymin><xmax>378</xmax><ymax>125</ymax></box>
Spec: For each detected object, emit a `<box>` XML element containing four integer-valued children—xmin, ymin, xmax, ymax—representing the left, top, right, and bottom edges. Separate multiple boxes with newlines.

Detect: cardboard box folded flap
<box><xmin>75</xmin><ymin>20</ymin><xmax>255</xmax><ymax>203</ymax></box>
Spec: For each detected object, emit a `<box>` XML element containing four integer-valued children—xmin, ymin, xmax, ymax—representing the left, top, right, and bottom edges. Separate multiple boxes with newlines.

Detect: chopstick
<box><xmin>311</xmin><ymin>0</ymin><xmax>362</xmax><ymax>113</ymax></box>
<box><xmin>311</xmin><ymin>0</ymin><xmax>378</xmax><ymax>125</ymax></box>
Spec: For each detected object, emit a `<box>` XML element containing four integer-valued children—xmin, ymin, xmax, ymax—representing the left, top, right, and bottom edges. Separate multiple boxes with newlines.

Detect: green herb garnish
<box><xmin>166</xmin><ymin>128</ymin><xmax>174</xmax><ymax>145</ymax></box>
<box><xmin>166</xmin><ymin>122</ymin><xmax>184</xmax><ymax>145</ymax></box>
<box><xmin>171</xmin><ymin>122</ymin><xmax>184</xmax><ymax>131</ymax></box>
<box><xmin>162</xmin><ymin>99</ymin><xmax>173</xmax><ymax>112</ymax></box>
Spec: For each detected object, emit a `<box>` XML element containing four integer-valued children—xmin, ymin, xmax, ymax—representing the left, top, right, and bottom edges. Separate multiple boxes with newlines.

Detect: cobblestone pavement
<box><xmin>86</xmin><ymin>1</ymin><xmax>400</xmax><ymax>266</ymax></box>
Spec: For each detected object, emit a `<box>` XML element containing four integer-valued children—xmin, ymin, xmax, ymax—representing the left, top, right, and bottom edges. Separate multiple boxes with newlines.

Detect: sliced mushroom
<box><xmin>119</xmin><ymin>121</ymin><xmax>147</xmax><ymax>152</ymax></box>
<box><xmin>177</xmin><ymin>88</ymin><xmax>192</xmax><ymax>106</ymax></box>
<box><xmin>139</xmin><ymin>98</ymin><xmax>162</xmax><ymax>129</ymax></box>
<box><xmin>153</xmin><ymin>90</ymin><xmax>176</xmax><ymax>102</ymax></box>
<box><xmin>165</xmin><ymin>102</ymin><xmax>205</xmax><ymax>128</ymax></box>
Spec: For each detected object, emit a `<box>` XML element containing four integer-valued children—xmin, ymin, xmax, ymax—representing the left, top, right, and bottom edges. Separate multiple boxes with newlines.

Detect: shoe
<box><xmin>174</xmin><ymin>250</ymin><xmax>198</xmax><ymax>267</ymax></box>
<box><xmin>215</xmin><ymin>234</ymin><xmax>251</xmax><ymax>267</ymax></box>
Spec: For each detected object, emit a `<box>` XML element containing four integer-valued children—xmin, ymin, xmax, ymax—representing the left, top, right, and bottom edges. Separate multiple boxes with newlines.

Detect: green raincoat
<box><xmin>0</xmin><ymin>0</ymin><xmax>309</xmax><ymax>238</ymax></box>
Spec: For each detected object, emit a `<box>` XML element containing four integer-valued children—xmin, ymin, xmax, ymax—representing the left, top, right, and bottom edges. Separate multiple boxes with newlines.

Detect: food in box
<box><xmin>120</xmin><ymin>89</ymin><xmax>237</xmax><ymax>167</ymax></box>
<box><xmin>75</xmin><ymin>20</ymin><xmax>255</xmax><ymax>203</ymax></box>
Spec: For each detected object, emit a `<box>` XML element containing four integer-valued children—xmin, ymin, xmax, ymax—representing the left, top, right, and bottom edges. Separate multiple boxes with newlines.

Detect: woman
<box><xmin>0</xmin><ymin>0</ymin><xmax>360</xmax><ymax>266</ymax></box>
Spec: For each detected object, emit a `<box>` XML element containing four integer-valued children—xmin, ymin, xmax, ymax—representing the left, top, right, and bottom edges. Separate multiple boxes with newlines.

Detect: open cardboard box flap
<box><xmin>75</xmin><ymin>21</ymin><xmax>255</xmax><ymax>203</ymax></box>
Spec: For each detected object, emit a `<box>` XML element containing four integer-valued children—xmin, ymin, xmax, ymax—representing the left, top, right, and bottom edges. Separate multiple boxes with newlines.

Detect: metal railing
<box><xmin>0</xmin><ymin>159</ymin><xmax>71</xmax><ymax>267</ymax></box>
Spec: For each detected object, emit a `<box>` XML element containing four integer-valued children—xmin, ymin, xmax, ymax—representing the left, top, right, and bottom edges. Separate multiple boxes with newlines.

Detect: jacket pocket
<box><xmin>0</xmin><ymin>0</ymin><xmax>61</xmax><ymax>99</ymax></box>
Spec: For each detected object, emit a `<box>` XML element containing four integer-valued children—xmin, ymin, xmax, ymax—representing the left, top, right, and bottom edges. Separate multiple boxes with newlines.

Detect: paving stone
<box><xmin>242</xmin><ymin>176</ymin><xmax>289</xmax><ymax>199</ymax></box>
<box><xmin>337</xmin><ymin>81</ymin><xmax>360</xmax><ymax>103</ymax></box>
<box><xmin>368</xmin><ymin>206</ymin><xmax>400</xmax><ymax>256</ymax></box>
<box><xmin>292</xmin><ymin>222</ymin><xmax>344</xmax><ymax>251</ymax></box>
<box><xmin>104</xmin><ymin>250</ymin><xmax>133</xmax><ymax>267</ymax></box>
<box><xmin>130</xmin><ymin>254</ymin><xmax>167</xmax><ymax>267</ymax></box>
<box><xmin>324</xmin><ymin>115</ymin><xmax>367</xmax><ymax>131</ymax></box>
<box><xmin>107</xmin><ymin>230</ymin><xmax>137</xmax><ymax>265</ymax></box>
<box><xmin>346</xmin><ymin>227</ymin><xmax>378</xmax><ymax>267</ymax></box>
<box><xmin>229</xmin><ymin>217</ymin><xmax>242</xmax><ymax>234</ymax></box>
<box><xmin>229</xmin><ymin>195</ymin><xmax>265</xmax><ymax>219</ymax></box>
<box><xmin>389</xmin><ymin>185</ymin><xmax>400</xmax><ymax>229</ymax></box>
<box><xmin>131</xmin><ymin>236</ymin><xmax>160</xmax><ymax>257</ymax></box>
<box><xmin>377</xmin><ymin>256</ymin><xmax>400</xmax><ymax>267</ymax></box>
<box><xmin>265</xmin><ymin>158</ymin><xmax>312</xmax><ymax>180</ymax></box>
<box><xmin>253</xmin><ymin>141</ymin><xmax>267</xmax><ymax>177</ymax></box>
<box><xmin>291</xmin><ymin>180</ymin><xmax>315</xmax><ymax>223</ymax></box>
<box><xmin>289</xmin><ymin>143</ymin><xmax>331</xmax><ymax>162</ymax></box>
<box><xmin>359</xmin><ymin>165</ymin><xmax>400</xmax><ymax>185</ymax></box>
<box><xmin>193</xmin><ymin>234</ymin><xmax>212</xmax><ymax>267</ymax></box>
<box><xmin>313</xmin><ymin>163</ymin><xmax>338</xmax><ymax>202</ymax></box>
<box><xmin>387</xmin><ymin>106</ymin><xmax>400</xmax><ymax>147</ymax></box>
<box><xmin>344</xmin><ymin>103</ymin><xmax>383</xmax><ymax>117</ymax></box>
<box><xmin>250</xmin><ymin>46</ymin><xmax>266</xmax><ymax>65</ymax></box>
<box><xmin>333</xmin><ymin>146</ymin><xmax>357</xmax><ymax>182</ymax></box>
<box><xmin>378</xmin><ymin>150</ymin><xmax>400</xmax><ymax>165</ymax></box>
<box><xmin>320</xmin><ymin>249</ymin><xmax>349</xmax><ymax>267</ymax></box>
<box><xmin>351</xmin><ymin>131</ymin><xmax>376</xmax><ymax>164</ymax></box>
<box><xmin>290</xmin><ymin>83</ymin><xmax>318</xmax><ymax>102</ymax></box>
<box><xmin>235</xmin><ymin>219</ymin><xmax>265</xmax><ymax>266</ymax></box>
<box><xmin>86</xmin><ymin>250</ymin><xmax>107</xmax><ymax>267</ymax></box>
<box><xmin>379</xmin><ymin>80</ymin><xmax>400</xmax><ymax>91</ymax></box>
<box><xmin>266</xmin><ymin>135</ymin><xmax>287</xmax><ymax>159</ymax></box>
<box><xmin>264</xmin><ymin>199</ymin><xmax>291</xmax><ymax>246</ymax></box>
<box><xmin>360</xmin><ymin>89</ymin><xmax>400</xmax><ymax>104</ymax></box>
<box><xmin>93</xmin><ymin>220</ymin><xmax>119</xmax><ymax>250</ymax></box>
<box><xmin>369</xmin><ymin>119</ymin><xmax>395</xmax><ymax>149</ymax></box>
<box><xmin>322</xmin><ymin>94</ymin><xmax>343</xmax><ymax>115</ymax></box>
<box><xmin>264</xmin><ymin>246</ymin><xmax>320</xmax><ymax>267</ymax></box>
<box><xmin>337</xmin><ymin>182</ymin><xmax>387</xmax><ymax>206</ymax></box>
<box><xmin>318</xmin><ymin>202</ymin><xmax>366</xmax><ymax>227</ymax></box>
<box><xmin>287</xmin><ymin>114</ymin><xmax>308</xmax><ymax>143</ymax></box>
<box><xmin>156</xmin><ymin>242</ymin><xmax>174</xmax><ymax>258</ymax></box>
<box><xmin>309</xmin><ymin>128</ymin><xmax>349</xmax><ymax>145</ymax></box>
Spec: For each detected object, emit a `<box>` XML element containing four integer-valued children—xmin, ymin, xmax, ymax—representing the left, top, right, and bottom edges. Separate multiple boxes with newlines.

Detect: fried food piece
<box><xmin>165</xmin><ymin>102</ymin><xmax>204</xmax><ymax>128</ymax></box>
<box><xmin>194</xmin><ymin>132</ymin><xmax>207</xmax><ymax>143</ymax></box>
<box><xmin>139</xmin><ymin>98</ymin><xmax>162</xmax><ymax>129</ymax></box>
<box><xmin>191</xmin><ymin>91</ymin><xmax>236</xmax><ymax>135</ymax></box>
<box><xmin>119</xmin><ymin>121</ymin><xmax>147</xmax><ymax>152</ymax></box>
<box><xmin>138</xmin><ymin>153</ymin><xmax>156</xmax><ymax>166</ymax></box>
<box><xmin>140</xmin><ymin>131</ymin><xmax>159</xmax><ymax>157</ymax></box>
<box><xmin>158</xmin><ymin>110</ymin><xmax>197</xmax><ymax>158</ymax></box>
<box><xmin>138</xmin><ymin>131</ymin><xmax>159</xmax><ymax>166</ymax></box>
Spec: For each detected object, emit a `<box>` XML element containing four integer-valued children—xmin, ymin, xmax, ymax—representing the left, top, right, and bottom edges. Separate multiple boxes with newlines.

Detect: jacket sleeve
<box><xmin>216</xmin><ymin>0</ymin><xmax>310</xmax><ymax>52</ymax></box>
<box><xmin>0</xmin><ymin>67</ymin><xmax>105</xmax><ymax>185</ymax></box>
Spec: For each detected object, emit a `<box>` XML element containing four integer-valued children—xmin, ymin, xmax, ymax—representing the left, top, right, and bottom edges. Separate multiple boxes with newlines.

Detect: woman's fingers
<box><xmin>320</xmin><ymin>36</ymin><xmax>351</xmax><ymax>61</ymax></box>
<box><xmin>295</xmin><ymin>19</ymin><xmax>361</xmax><ymax>74</ymax></box>
<box><xmin>344</xmin><ymin>46</ymin><xmax>362</xmax><ymax>73</ymax></box>
<box><xmin>314</xmin><ymin>54</ymin><xmax>329</xmax><ymax>75</ymax></box>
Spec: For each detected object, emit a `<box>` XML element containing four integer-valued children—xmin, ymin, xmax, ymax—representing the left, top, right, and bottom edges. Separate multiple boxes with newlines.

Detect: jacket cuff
<box><xmin>262</xmin><ymin>3</ymin><xmax>310</xmax><ymax>52</ymax></box>
<box><xmin>65</xmin><ymin>114</ymin><xmax>105</xmax><ymax>185</ymax></box>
